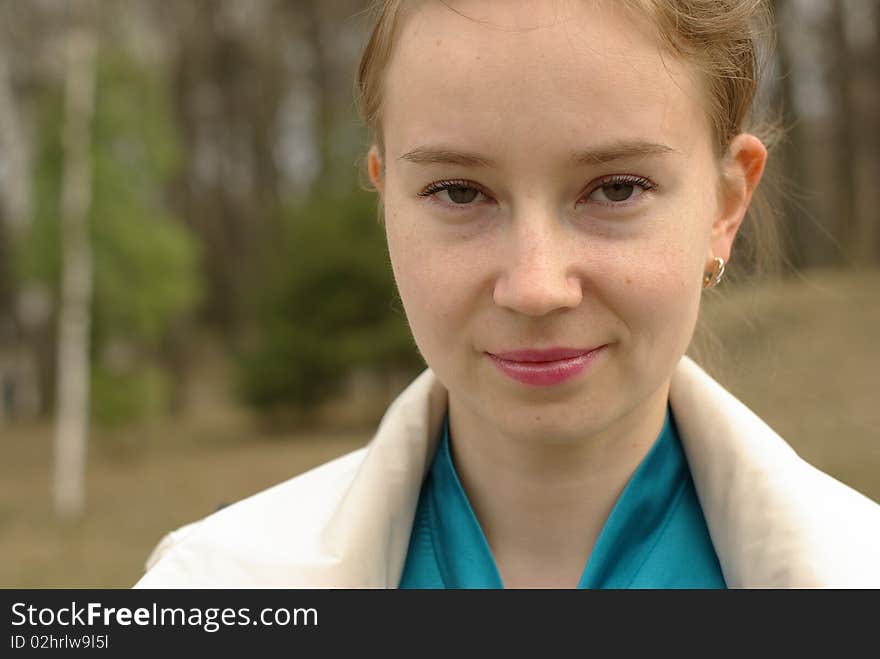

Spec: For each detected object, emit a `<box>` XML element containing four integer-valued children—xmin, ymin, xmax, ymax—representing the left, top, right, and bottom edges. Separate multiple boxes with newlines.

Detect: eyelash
<box><xmin>417</xmin><ymin>175</ymin><xmax>658</xmax><ymax>210</ymax></box>
<box><xmin>418</xmin><ymin>179</ymin><xmax>488</xmax><ymax>203</ymax></box>
<box><xmin>586</xmin><ymin>175</ymin><xmax>658</xmax><ymax>207</ymax></box>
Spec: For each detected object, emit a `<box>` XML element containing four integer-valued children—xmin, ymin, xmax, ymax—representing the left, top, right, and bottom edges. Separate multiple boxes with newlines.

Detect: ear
<box><xmin>367</xmin><ymin>144</ymin><xmax>385</xmax><ymax>197</ymax></box>
<box><xmin>708</xmin><ymin>133</ymin><xmax>767</xmax><ymax>266</ymax></box>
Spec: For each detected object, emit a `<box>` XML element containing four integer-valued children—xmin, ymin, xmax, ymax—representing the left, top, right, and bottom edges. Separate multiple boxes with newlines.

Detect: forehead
<box><xmin>383</xmin><ymin>0</ymin><xmax>709</xmax><ymax>163</ymax></box>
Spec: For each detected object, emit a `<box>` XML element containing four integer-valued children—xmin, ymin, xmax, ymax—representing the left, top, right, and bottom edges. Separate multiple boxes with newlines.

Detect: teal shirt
<box><xmin>398</xmin><ymin>406</ymin><xmax>726</xmax><ymax>589</ymax></box>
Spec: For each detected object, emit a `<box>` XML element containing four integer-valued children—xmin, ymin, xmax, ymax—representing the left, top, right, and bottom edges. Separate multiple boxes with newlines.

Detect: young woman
<box><xmin>135</xmin><ymin>0</ymin><xmax>880</xmax><ymax>588</ymax></box>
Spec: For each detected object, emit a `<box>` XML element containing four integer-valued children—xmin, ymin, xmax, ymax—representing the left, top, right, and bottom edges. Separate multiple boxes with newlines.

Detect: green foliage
<box><xmin>237</xmin><ymin>188</ymin><xmax>421</xmax><ymax>411</ymax></box>
<box><xmin>89</xmin><ymin>50</ymin><xmax>200</xmax><ymax>345</ymax></box>
<box><xmin>90</xmin><ymin>364</ymin><xmax>171</xmax><ymax>428</ymax></box>
<box><xmin>19</xmin><ymin>92</ymin><xmax>63</xmax><ymax>286</ymax></box>
<box><xmin>16</xmin><ymin>47</ymin><xmax>201</xmax><ymax>425</ymax></box>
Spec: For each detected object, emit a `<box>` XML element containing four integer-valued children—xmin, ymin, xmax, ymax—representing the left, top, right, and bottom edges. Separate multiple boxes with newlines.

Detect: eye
<box><xmin>445</xmin><ymin>185</ymin><xmax>479</xmax><ymax>204</ymax></box>
<box><xmin>418</xmin><ymin>179</ymin><xmax>489</xmax><ymax>207</ymax></box>
<box><xmin>584</xmin><ymin>175</ymin><xmax>656</xmax><ymax>206</ymax></box>
<box><xmin>598</xmin><ymin>182</ymin><xmax>636</xmax><ymax>202</ymax></box>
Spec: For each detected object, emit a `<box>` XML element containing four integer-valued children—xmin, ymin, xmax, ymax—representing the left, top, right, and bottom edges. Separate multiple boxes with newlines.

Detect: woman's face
<box><xmin>370</xmin><ymin>0</ymin><xmax>762</xmax><ymax>444</ymax></box>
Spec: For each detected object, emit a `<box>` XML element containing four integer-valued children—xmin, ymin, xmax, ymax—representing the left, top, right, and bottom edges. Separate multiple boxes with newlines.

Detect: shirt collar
<box><xmin>426</xmin><ymin>407</ymin><xmax>685</xmax><ymax>588</ymax></box>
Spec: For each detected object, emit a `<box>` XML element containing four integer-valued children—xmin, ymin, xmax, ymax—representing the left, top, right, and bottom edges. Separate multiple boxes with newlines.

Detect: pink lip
<box><xmin>486</xmin><ymin>345</ymin><xmax>606</xmax><ymax>386</ymax></box>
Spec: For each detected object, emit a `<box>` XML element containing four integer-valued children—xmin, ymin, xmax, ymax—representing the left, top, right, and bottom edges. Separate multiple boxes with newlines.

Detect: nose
<box><xmin>492</xmin><ymin>219</ymin><xmax>583</xmax><ymax>317</ymax></box>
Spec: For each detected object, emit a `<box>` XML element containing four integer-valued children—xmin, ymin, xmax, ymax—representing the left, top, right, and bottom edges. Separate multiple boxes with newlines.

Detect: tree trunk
<box><xmin>870</xmin><ymin>0</ymin><xmax>880</xmax><ymax>261</ymax></box>
<box><xmin>0</xmin><ymin>42</ymin><xmax>31</xmax><ymax>231</ymax></box>
<box><xmin>302</xmin><ymin>0</ymin><xmax>335</xmax><ymax>186</ymax></box>
<box><xmin>53</xmin><ymin>18</ymin><xmax>97</xmax><ymax>521</ymax></box>
<box><xmin>772</xmin><ymin>0</ymin><xmax>812</xmax><ymax>270</ymax></box>
<box><xmin>0</xmin><ymin>31</ymin><xmax>35</xmax><ymax>424</ymax></box>
<box><xmin>828</xmin><ymin>0</ymin><xmax>860</xmax><ymax>265</ymax></box>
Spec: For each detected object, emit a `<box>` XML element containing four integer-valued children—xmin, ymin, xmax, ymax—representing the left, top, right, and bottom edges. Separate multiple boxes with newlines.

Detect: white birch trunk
<box><xmin>53</xmin><ymin>23</ymin><xmax>97</xmax><ymax>521</ymax></box>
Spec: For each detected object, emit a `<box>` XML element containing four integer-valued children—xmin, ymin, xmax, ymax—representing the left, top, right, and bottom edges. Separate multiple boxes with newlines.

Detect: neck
<box><xmin>446</xmin><ymin>382</ymin><xmax>670</xmax><ymax>588</ymax></box>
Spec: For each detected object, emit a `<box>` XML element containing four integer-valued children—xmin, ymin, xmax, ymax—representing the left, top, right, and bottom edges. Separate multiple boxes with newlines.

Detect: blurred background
<box><xmin>0</xmin><ymin>0</ymin><xmax>877</xmax><ymax>587</ymax></box>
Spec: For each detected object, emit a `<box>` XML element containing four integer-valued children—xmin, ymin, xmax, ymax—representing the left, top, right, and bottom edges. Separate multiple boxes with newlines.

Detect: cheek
<box><xmin>384</xmin><ymin>206</ymin><xmax>476</xmax><ymax>347</ymax></box>
<box><xmin>631</xmin><ymin>237</ymin><xmax>706</xmax><ymax>351</ymax></box>
<box><xmin>598</xmin><ymin>222</ymin><xmax>704</xmax><ymax>353</ymax></box>
<box><xmin>385</xmin><ymin>216</ymin><xmax>425</xmax><ymax>319</ymax></box>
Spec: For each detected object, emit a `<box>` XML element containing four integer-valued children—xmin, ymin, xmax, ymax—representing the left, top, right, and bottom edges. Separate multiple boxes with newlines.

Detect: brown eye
<box><xmin>600</xmin><ymin>182</ymin><xmax>635</xmax><ymax>202</ymax></box>
<box><xmin>446</xmin><ymin>186</ymin><xmax>479</xmax><ymax>204</ymax></box>
<box><xmin>582</xmin><ymin>175</ymin><xmax>655</xmax><ymax>206</ymax></box>
<box><xmin>419</xmin><ymin>179</ymin><xmax>490</xmax><ymax>208</ymax></box>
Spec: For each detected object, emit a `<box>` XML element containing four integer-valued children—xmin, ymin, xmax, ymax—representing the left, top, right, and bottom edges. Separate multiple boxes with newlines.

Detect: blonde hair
<box><xmin>354</xmin><ymin>0</ymin><xmax>783</xmax><ymax>280</ymax></box>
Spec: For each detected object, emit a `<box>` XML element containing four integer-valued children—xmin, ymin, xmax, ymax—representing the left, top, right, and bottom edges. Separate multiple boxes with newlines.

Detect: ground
<box><xmin>1</xmin><ymin>267</ymin><xmax>878</xmax><ymax>587</ymax></box>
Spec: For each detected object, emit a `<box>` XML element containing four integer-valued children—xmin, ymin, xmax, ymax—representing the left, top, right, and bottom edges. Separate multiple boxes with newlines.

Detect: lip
<box><xmin>486</xmin><ymin>345</ymin><xmax>607</xmax><ymax>387</ymax></box>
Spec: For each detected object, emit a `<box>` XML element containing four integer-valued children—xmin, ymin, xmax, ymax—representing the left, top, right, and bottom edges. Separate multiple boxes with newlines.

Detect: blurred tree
<box><xmin>0</xmin><ymin>2</ymin><xmax>40</xmax><ymax>422</ymax></box>
<box><xmin>0</xmin><ymin>36</ymin><xmax>31</xmax><ymax>233</ymax></box>
<box><xmin>19</xmin><ymin>45</ymin><xmax>201</xmax><ymax>430</ymax></box>
<box><xmin>53</xmin><ymin>7</ymin><xmax>97</xmax><ymax>520</ymax></box>
<box><xmin>159</xmin><ymin>0</ymin><xmax>370</xmax><ymax>333</ymax></box>
<box><xmin>164</xmin><ymin>0</ymin><xmax>288</xmax><ymax>331</ymax></box>
<box><xmin>158</xmin><ymin>0</ymin><xmax>426</xmax><ymax>419</ymax></box>
<box><xmin>827</xmin><ymin>0</ymin><xmax>860</xmax><ymax>265</ymax></box>
<box><xmin>772</xmin><ymin>0</ymin><xmax>812</xmax><ymax>270</ymax></box>
<box><xmin>864</xmin><ymin>0</ymin><xmax>880</xmax><ymax>260</ymax></box>
<box><xmin>237</xmin><ymin>189</ymin><xmax>421</xmax><ymax>418</ymax></box>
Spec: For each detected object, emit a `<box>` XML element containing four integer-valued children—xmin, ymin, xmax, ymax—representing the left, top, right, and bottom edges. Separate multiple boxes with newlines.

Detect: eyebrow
<box><xmin>398</xmin><ymin>141</ymin><xmax>678</xmax><ymax>168</ymax></box>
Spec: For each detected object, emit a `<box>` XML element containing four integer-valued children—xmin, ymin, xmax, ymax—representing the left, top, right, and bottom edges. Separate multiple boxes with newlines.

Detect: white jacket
<box><xmin>134</xmin><ymin>356</ymin><xmax>880</xmax><ymax>588</ymax></box>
